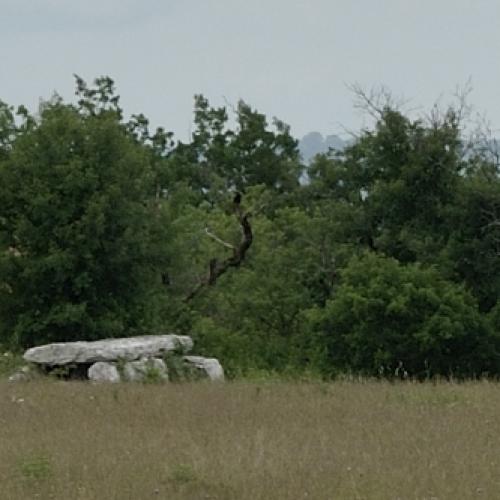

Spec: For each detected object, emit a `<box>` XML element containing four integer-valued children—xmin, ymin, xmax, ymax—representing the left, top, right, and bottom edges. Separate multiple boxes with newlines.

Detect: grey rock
<box><xmin>8</xmin><ymin>365</ymin><xmax>33</xmax><ymax>382</ymax></box>
<box><xmin>88</xmin><ymin>362</ymin><xmax>121</xmax><ymax>383</ymax></box>
<box><xmin>122</xmin><ymin>357</ymin><xmax>168</xmax><ymax>382</ymax></box>
<box><xmin>24</xmin><ymin>335</ymin><xmax>193</xmax><ymax>365</ymax></box>
<box><xmin>8</xmin><ymin>373</ymin><xmax>27</xmax><ymax>382</ymax></box>
<box><xmin>183</xmin><ymin>356</ymin><xmax>225</xmax><ymax>381</ymax></box>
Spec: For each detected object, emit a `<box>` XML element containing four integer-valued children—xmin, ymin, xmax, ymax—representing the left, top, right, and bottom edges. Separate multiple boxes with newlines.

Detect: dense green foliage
<box><xmin>0</xmin><ymin>82</ymin><xmax>168</xmax><ymax>346</ymax></box>
<box><xmin>1</xmin><ymin>77</ymin><xmax>500</xmax><ymax>378</ymax></box>
<box><xmin>310</xmin><ymin>253</ymin><xmax>498</xmax><ymax>378</ymax></box>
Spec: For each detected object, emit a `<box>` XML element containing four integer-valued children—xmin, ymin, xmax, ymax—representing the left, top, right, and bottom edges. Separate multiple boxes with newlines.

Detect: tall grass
<box><xmin>1</xmin><ymin>379</ymin><xmax>499</xmax><ymax>499</ymax></box>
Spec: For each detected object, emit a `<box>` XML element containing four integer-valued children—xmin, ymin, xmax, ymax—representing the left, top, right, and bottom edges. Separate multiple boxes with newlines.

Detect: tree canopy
<box><xmin>1</xmin><ymin>77</ymin><xmax>500</xmax><ymax>379</ymax></box>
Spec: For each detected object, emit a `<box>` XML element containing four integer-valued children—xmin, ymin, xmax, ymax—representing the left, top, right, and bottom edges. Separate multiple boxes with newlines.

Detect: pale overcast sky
<box><xmin>1</xmin><ymin>0</ymin><xmax>500</xmax><ymax>141</ymax></box>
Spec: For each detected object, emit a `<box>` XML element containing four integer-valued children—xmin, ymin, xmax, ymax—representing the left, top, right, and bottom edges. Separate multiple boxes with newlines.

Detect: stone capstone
<box><xmin>23</xmin><ymin>335</ymin><xmax>193</xmax><ymax>365</ymax></box>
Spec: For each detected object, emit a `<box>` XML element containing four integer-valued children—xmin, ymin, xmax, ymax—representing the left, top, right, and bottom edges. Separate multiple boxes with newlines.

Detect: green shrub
<box><xmin>0</xmin><ymin>347</ymin><xmax>25</xmax><ymax>378</ymax></box>
<box><xmin>18</xmin><ymin>453</ymin><xmax>52</xmax><ymax>481</ymax></box>
<box><xmin>311</xmin><ymin>253</ymin><xmax>500</xmax><ymax>378</ymax></box>
<box><xmin>0</xmin><ymin>85</ymin><xmax>168</xmax><ymax>348</ymax></box>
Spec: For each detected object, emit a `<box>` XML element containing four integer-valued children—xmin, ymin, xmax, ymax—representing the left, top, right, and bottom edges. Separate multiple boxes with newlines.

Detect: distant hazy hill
<box><xmin>299</xmin><ymin>132</ymin><xmax>500</xmax><ymax>163</ymax></box>
<box><xmin>299</xmin><ymin>132</ymin><xmax>346</xmax><ymax>163</ymax></box>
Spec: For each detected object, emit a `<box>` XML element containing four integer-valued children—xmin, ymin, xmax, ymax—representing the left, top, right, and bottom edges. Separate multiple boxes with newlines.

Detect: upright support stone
<box><xmin>88</xmin><ymin>362</ymin><xmax>121</xmax><ymax>383</ymax></box>
<box><xmin>183</xmin><ymin>356</ymin><xmax>225</xmax><ymax>381</ymax></box>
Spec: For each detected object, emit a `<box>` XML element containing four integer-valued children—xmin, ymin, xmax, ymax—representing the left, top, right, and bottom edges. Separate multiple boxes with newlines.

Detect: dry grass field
<box><xmin>1</xmin><ymin>378</ymin><xmax>500</xmax><ymax>499</ymax></box>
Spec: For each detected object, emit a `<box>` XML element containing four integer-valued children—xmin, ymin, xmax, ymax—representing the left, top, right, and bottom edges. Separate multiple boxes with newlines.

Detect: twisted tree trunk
<box><xmin>184</xmin><ymin>200</ymin><xmax>253</xmax><ymax>302</ymax></box>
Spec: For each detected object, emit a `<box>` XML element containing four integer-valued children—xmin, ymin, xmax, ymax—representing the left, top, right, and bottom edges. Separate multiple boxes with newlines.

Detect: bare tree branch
<box><xmin>451</xmin><ymin>78</ymin><xmax>474</xmax><ymax>126</ymax></box>
<box><xmin>204</xmin><ymin>227</ymin><xmax>235</xmax><ymax>250</ymax></box>
<box><xmin>347</xmin><ymin>83</ymin><xmax>410</xmax><ymax>121</ymax></box>
<box><xmin>184</xmin><ymin>198</ymin><xmax>253</xmax><ymax>302</ymax></box>
<box><xmin>468</xmin><ymin>111</ymin><xmax>500</xmax><ymax>171</ymax></box>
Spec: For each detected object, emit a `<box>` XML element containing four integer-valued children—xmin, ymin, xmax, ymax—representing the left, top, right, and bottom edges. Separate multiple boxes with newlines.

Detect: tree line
<box><xmin>1</xmin><ymin>76</ymin><xmax>499</xmax><ymax>379</ymax></box>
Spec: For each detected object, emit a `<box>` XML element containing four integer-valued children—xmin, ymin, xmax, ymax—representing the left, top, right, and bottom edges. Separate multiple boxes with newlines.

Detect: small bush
<box><xmin>0</xmin><ymin>348</ymin><xmax>25</xmax><ymax>378</ymax></box>
<box><xmin>163</xmin><ymin>353</ymin><xmax>204</xmax><ymax>382</ymax></box>
<box><xmin>169</xmin><ymin>463</ymin><xmax>197</xmax><ymax>485</ymax></box>
<box><xmin>18</xmin><ymin>453</ymin><xmax>52</xmax><ymax>481</ymax></box>
<box><xmin>311</xmin><ymin>253</ymin><xmax>500</xmax><ymax>378</ymax></box>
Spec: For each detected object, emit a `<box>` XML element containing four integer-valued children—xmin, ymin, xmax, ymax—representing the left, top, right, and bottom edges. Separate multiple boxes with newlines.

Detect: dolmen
<box><xmin>11</xmin><ymin>334</ymin><xmax>224</xmax><ymax>383</ymax></box>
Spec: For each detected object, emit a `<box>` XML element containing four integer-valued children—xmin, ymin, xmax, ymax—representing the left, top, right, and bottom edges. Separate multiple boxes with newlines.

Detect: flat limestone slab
<box><xmin>23</xmin><ymin>335</ymin><xmax>193</xmax><ymax>365</ymax></box>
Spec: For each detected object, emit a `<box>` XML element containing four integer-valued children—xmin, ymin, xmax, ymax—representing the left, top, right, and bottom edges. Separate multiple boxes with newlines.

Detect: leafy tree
<box><xmin>163</xmin><ymin>191</ymin><xmax>346</xmax><ymax>375</ymax></box>
<box><xmin>310</xmin><ymin>253</ymin><xmax>499</xmax><ymax>378</ymax></box>
<box><xmin>167</xmin><ymin>95</ymin><xmax>301</xmax><ymax>199</ymax></box>
<box><xmin>3</xmin><ymin>76</ymin><xmax>500</xmax><ymax>382</ymax></box>
<box><xmin>0</xmin><ymin>81</ymin><xmax>169</xmax><ymax>347</ymax></box>
<box><xmin>0</xmin><ymin>100</ymin><xmax>16</xmax><ymax>162</ymax></box>
<box><xmin>306</xmin><ymin>107</ymin><xmax>463</xmax><ymax>263</ymax></box>
<box><xmin>0</xmin><ymin>100</ymin><xmax>35</xmax><ymax>162</ymax></box>
<box><xmin>443</xmin><ymin>173</ymin><xmax>500</xmax><ymax>311</ymax></box>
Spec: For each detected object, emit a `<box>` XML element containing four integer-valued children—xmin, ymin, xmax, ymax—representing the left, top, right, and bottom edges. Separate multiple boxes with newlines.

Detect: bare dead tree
<box><xmin>347</xmin><ymin>83</ymin><xmax>412</xmax><ymax>121</ymax></box>
<box><xmin>467</xmin><ymin>111</ymin><xmax>500</xmax><ymax>173</ymax></box>
<box><xmin>184</xmin><ymin>195</ymin><xmax>253</xmax><ymax>302</ymax></box>
<box><xmin>423</xmin><ymin>79</ymin><xmax>473</xmax><ymax>140</ymax></box>
<box><xmin>348</xmin><ymin>80</ymin><xmax>474</xmax><ymax>138</ymax></box>
<box><xmin>451</xmin><ymin>78</ymin><xmax>474</xmax><ymax>128</ymax></box>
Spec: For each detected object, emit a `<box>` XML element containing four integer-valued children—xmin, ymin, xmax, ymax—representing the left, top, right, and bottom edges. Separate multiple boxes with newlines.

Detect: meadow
<box><xmin>1</xmin><ymin>378</ymin><xmax>500</xmax><ymax>499</ymax></box>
